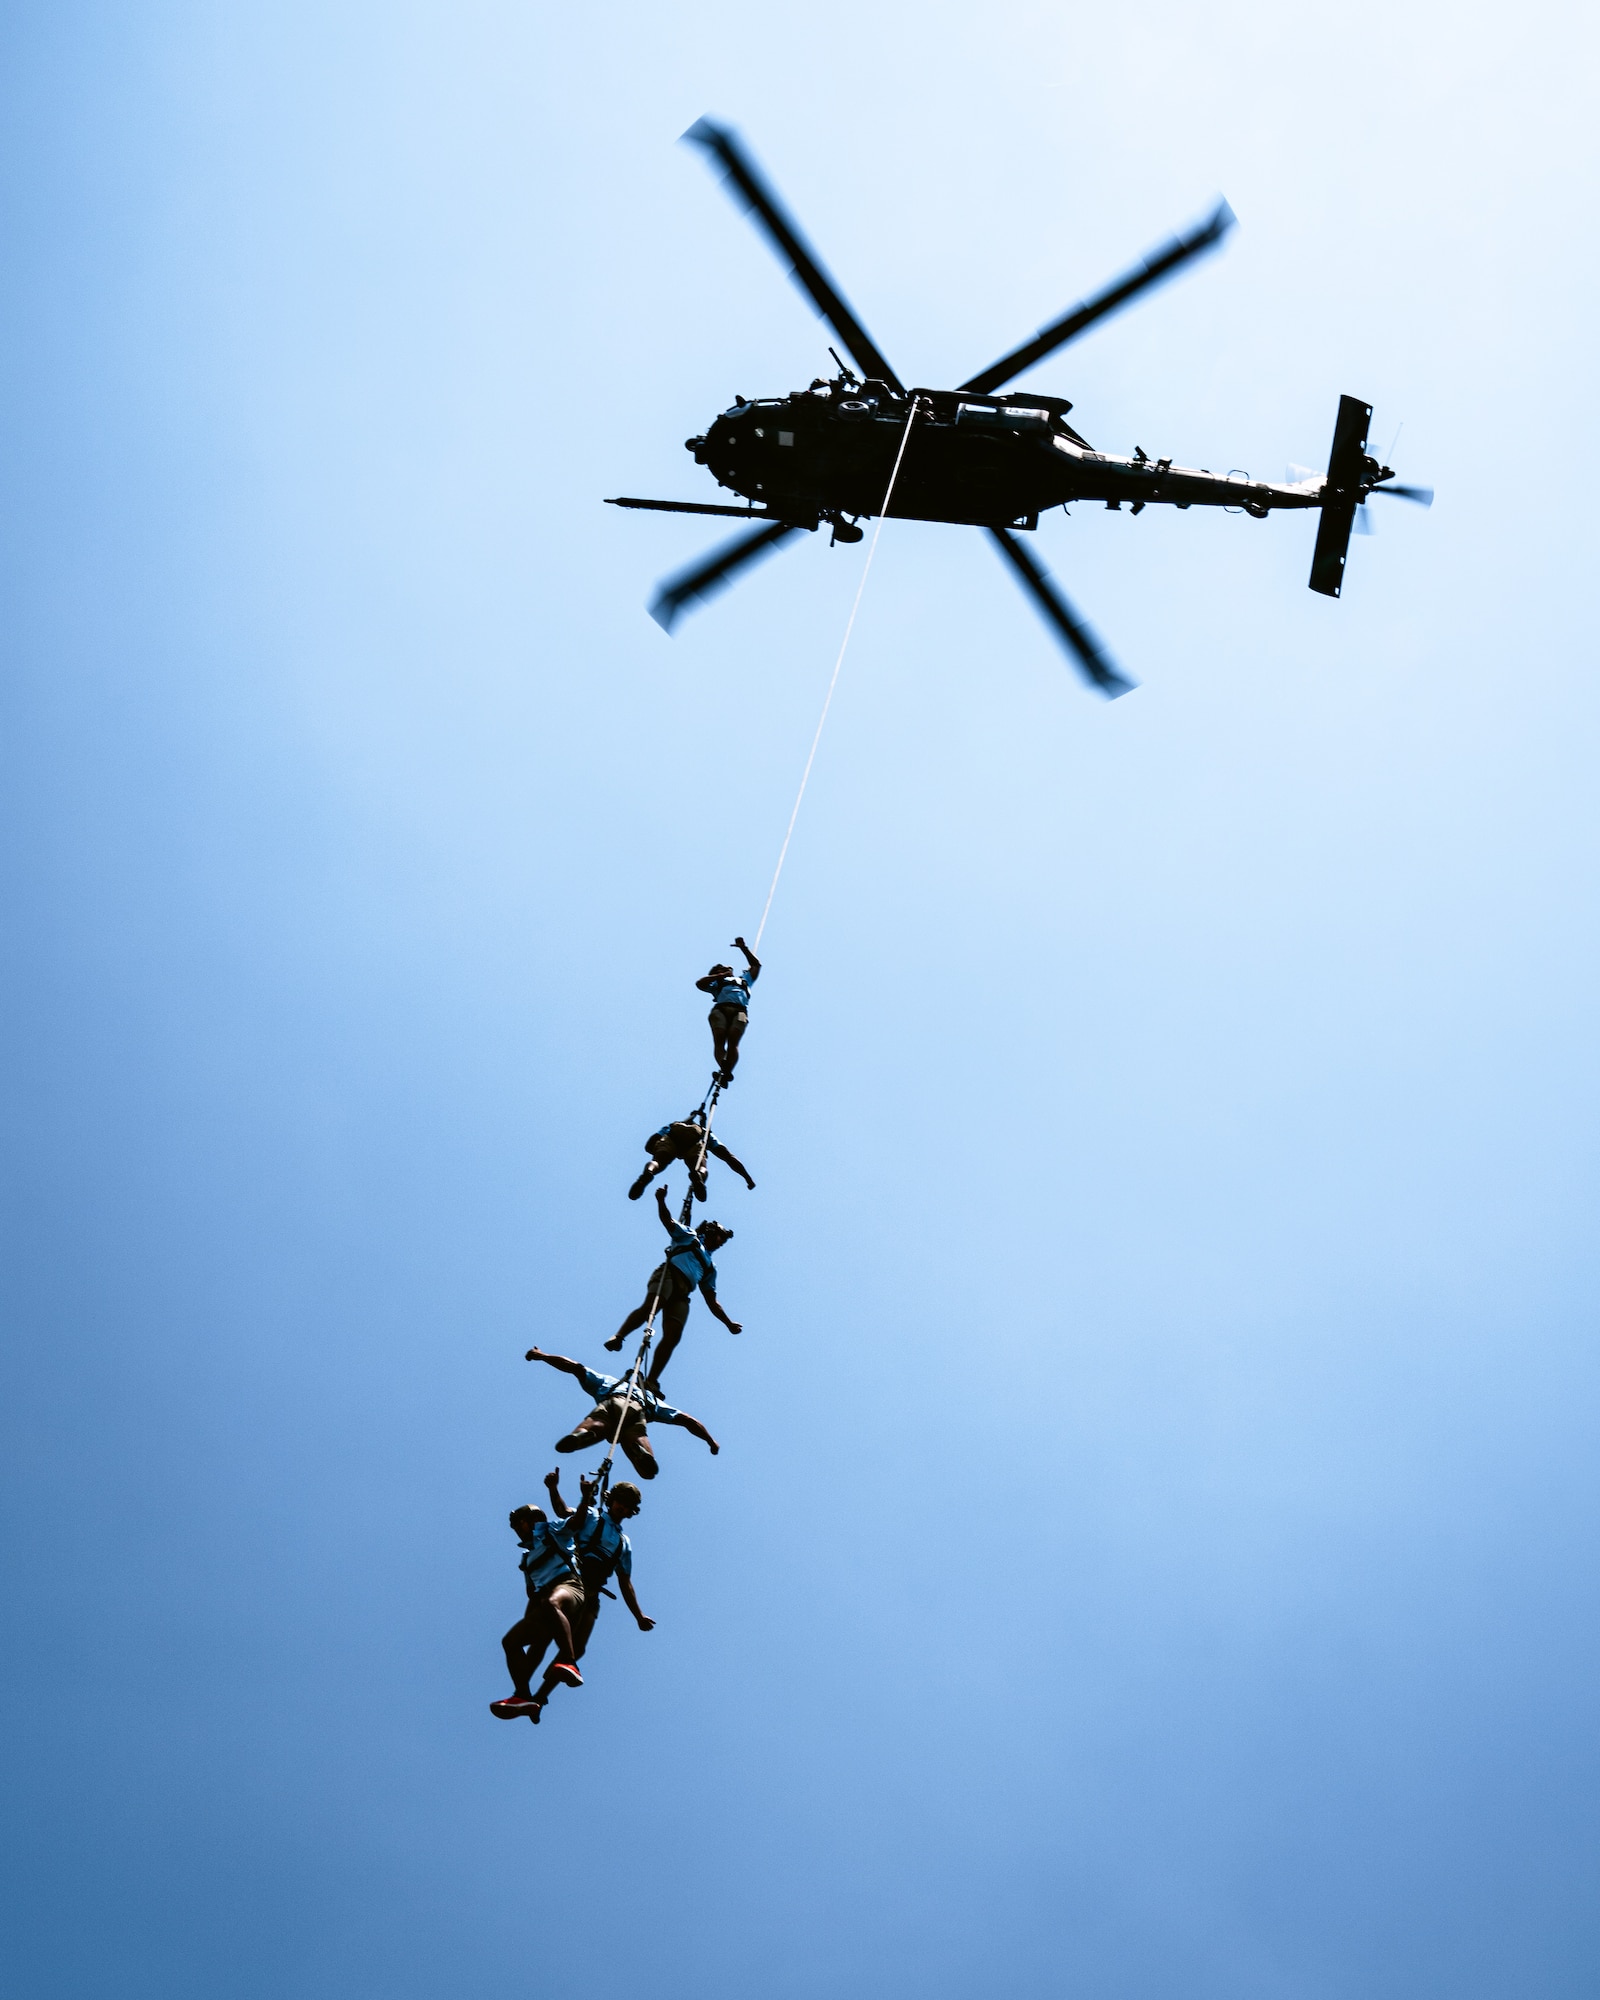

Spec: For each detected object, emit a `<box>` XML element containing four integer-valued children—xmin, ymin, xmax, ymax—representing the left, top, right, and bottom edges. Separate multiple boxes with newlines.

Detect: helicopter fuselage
<box><xmin>689</xmin><ymin>381</ymin><xmax>1325</xmax><ymax>533</ymax></box>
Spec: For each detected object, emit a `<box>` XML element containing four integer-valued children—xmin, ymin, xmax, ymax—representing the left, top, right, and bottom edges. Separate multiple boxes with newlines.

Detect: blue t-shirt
<box><xmin>573</xmin><ymin>1363</ymin><xmax>687</xmax><ymax>1428</ymax></box>
<box><xmin>710</xmin><ymin>973</ymin><xmax>753</xmax><ymax>1010</ymax></box>
<box><xmin>568</xmin><ymin>1503</ymin><xmax>633</xmax><ymax>1585</ymax></box>
<box><xmin>664</xmin><ymin>1221</ymin><xmax>716</xmax><ymax>1290</ymax></box>
<box><xmin>519</xmin><ymin>1519</ymin><xmax>577</xmax><ymax>1595</ymax></box>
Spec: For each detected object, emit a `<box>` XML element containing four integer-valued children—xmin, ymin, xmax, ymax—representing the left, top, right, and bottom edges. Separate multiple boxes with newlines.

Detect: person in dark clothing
<box><xmin>524</xmin><ymin>1345</ymin><xmax>720</xmax><ymax>1480</ymax></box>
<box><xmin>491</xmin><ymin>1473</ymin><xmax>652</xmax><ymax>1724</ymax></box>
<box><xmin>627</xmin><ymin>1111</ymin><xmax>756</xmax><ymax>1204</ymax></box>
<box><xmin>603</xmin><ymin>1184</ymin><xmax>741</xmax><ymax>1390</ymax></box>
<box><xmin>695</xmin><ymin>935</ymin><xmax>761</xmax><ymax>1083</ymax></box>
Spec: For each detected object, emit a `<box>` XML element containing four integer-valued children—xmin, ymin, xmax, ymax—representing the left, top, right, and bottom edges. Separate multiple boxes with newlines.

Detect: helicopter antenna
<box><xmin>827</xmin><ymin>344</ymin><xmax>859</xmax><ymax>384</ymax></box>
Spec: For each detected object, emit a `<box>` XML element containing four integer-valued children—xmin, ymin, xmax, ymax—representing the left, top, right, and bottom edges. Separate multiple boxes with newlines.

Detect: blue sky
<box><xmin>3</xmin><ymin>3</ymin><xmax>1598</xmax><ymax>1995</ymax></box>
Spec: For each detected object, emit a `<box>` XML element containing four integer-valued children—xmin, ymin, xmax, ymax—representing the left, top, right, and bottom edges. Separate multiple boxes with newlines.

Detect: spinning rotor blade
<box><xmin>986</xmin><ymin>526</ymin><xmax>1134</xmax><ymax>697</ymax></box>
<box><xmin>683</xmin><ymin>118</ymin><xmax>905</xmax><ymax>394</ymax></box>
<box><xmin>961</xmin><ymin>200</ymin><xmax>1236</xmax><ymax>396</ymax></box>
<box><xmin>1370</xmin><ymin>482</ymin><xmax>1433</xmax><ymax>505</ymax></box>
<box><xmin>649</xmin><ymin>519</ymin><xmax>802</xmax><ymax>632</ymax></box>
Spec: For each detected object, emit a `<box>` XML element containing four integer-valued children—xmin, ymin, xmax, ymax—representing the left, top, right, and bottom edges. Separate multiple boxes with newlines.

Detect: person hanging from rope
<box><xmin>524</xmin><ymin>1345</ymin><xmax>720</xmax><ymax>1480</ymax></box>
<box><xmin>491</xmin><ymin>1472</ymin><xmax>652</xmax><ymax>1724</ymax></box>
<box><xmin>627</xmin><ymin>1109</ymin><xmax>756</xmax><ymax>1204</ymax></box>
<box><xmin>491</xmin><ymin>1474</ymin><xmax>586</xmax><ymax>1721</ymax></box>
<box><xmin>603</xmin><ymin>1183</ymin><xmax>741</xmax><ymax>1390</ymax></box>
<box><xmin>695</xmin><ymin>935</ymin><xmax>761</xmax><ymax>1084</ymax></box>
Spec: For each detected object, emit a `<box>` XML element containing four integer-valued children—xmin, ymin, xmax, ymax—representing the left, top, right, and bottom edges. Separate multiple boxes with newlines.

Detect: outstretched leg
<box><xmin>501</xmin><ymin>1616</ymin><xmax>539</xmax><ymax>1700</ymax></box>
<box><xmin>605</xmin><ymin>1264</ymin><xmax>668</xmax><ymax>1352</ymax></box>
<box><xmin>554</xmin><ymin>1409</ymin><xmax>611</xmax><ymax>1457</ymax></box>
<box><xmin>619</xmin><ymin>1418</ymin><xmax>659</xmax><ymax>1481</ymax></box>
<box><xmin>628</xmin><ymin>1153</ymin><xmax>668</xmax><ymax>1201</ymax></box>
<box><xmin>644</xmin><ymin>1294</ymin><xmax>690</xmax><ymax>1392</ymax></box>
<box><xmin>530</xmin><ymin>1581</ymin><xmax>588</xmax><ymax>1708</ymax></box>
<box><xmin>493</xmin><ymin>1602</ymin><xmax>557</xmax><ymax>1714</ymax></box>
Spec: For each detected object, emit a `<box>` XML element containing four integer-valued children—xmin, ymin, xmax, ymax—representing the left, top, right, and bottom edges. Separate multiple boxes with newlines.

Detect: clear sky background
<box><xmin>3</xmin><ymin>3</ymin><xmax>1598</xmax><ymax>1995</ymax></box>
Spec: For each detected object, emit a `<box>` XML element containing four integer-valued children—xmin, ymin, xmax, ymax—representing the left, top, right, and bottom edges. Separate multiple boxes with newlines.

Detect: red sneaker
<box><xmin>548</xmin><ymin>1661</ymin><xmax>584</xmax><ymax>1688</ymax></box>
<box><xmin>491</xmin><ymin>1695</ymin><xmax>538</xmax><ymax>1719</ymax></box>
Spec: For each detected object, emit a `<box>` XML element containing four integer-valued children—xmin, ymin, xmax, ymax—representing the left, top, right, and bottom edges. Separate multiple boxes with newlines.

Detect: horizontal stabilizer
<box><xmin>608</xmin><ymin>496</ymin><xmax>785</xmax><ymax>521</ymax></box>
<box><xmin>1309</xmin><ymin>394</ymin><xmax>1371</xmax><ymax>599</ymax></box>
<box><xmin>1310</xmin><ymin>501</ymin><xmax>1358</xmax><ymax>597</ymax></box>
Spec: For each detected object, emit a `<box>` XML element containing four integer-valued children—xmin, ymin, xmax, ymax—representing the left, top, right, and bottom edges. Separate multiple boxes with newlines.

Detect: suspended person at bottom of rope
<box><xmin>604</xmin><ymin>1183</ymin><xmax>741</xmax><ymax>1389</ymax></box>
<box><xmin>695</xmin><ymin>935</ymin><xmax>760</xmax><ymax>1084</ymax></box>
<box><xmin>524</xmin><ymin>1345</ymin><xmax>720</xmax><ymax>1480</ymax></box>
<box><xmin>491</xmin><ymin>1472</ymin><xmax>652</xmax><ymax>1725</ymax></box>
<box><xmin>628</xmin><ymin>1110</ymin><xmax>755</xmax><ymax>1204</ymax></box>
<box><xmin>492</xmin><ymin>1479</ymin><xmax>584</xmax><ymax>1721</ymax></box>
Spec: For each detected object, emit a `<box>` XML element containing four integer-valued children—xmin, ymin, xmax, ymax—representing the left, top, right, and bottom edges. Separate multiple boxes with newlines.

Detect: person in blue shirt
<box><xmin>491</xmin><ymin>1473</ymin><xmax>653</xmax><ymax>1725</ymax></box>
<box><xmin>627</xmin><ymin>1111</ymin><xmax>756</xmax><ymax>1205</ymax></box>
<box><xmin>524</xmin><ymin>1344</ymin><xmax>720</xmax><ymax>1480</ymax></box>
<box><xmin>492</xmin><ymin>1475</ymin><xmax>581</xmax><ymax>1721</ymax></box>
<box><xmin>603</xmin><ymin>1183</ymin><xmax>741</xmax><ymax>1391</ymax></box>
<box><xmin>694</xmin><ymin>934</ymin><xmax>761</xmax><ymax>1083</ymax></box>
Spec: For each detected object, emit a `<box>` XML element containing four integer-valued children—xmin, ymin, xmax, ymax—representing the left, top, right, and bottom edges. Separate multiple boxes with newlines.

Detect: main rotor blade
<box><xmin>960</xmin><ymin>200</ymin><xmax>1236</xmax><ymax>396</ymax></box>
<box><xmin>986</xmin><ymin>526</ymin><xmax>1134</xmax><ymax>697</ymax></box>
<box><xmin>1370</xmin><ymin>482</ymin><xmax>1434</xmax><ymax>505</ymax></box>
<box><xmin>649</xmin><ymin>520</ymin><xmax>803</xmax><ymax>632</ymax></box>
<box><xmin>683</xmin><ymin>118</ymin><xmax>905</xmax><ymax>394</ymax></box>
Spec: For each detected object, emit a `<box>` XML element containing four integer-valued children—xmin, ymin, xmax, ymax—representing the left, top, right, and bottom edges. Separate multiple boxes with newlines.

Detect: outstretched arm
<box><xmin>524</xmin><ymin>1345</ymin><xmax>584</xmax><ymax>1375</ymax></box>
<box><xmin>543</xmin><ymin>1470</ymin><xmax>571</xmax><ymax>1519</ymax></box>
<box><xmin>701</xmin><ymin>1283</ymin><xmax>742</xmax><ymax>1336</ymax></box>
<box><xmin>732</xmin><ymin>935</ymin><xmax>761</xmax><ymax>979</ymax></box>
<box><xmin>618</xmin><ymin>1573</ymin><xmax>655</xmax><ymax>1631</ymax></box>
<box><xmin>671</xmin><ymin>1410</ymin><xmax>721</xmax><ymax>1455</ymax></box>
<box><xmin>705</xmin><ymin>1135</ymin><xmax>755</xmax><ymax>1187</ymax></box>
<box><xmin>654</xmin><ymin>1185</ymin><xmax>679</xmax><ymax>1236</ymax></box>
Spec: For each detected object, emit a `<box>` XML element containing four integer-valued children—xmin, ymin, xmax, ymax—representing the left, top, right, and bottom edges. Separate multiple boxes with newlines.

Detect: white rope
<box><xmin>751</xmin><ymin>397</ymin><xmax>923</xmax><ymax>950</ymax></box>
<box><xmin>596</xmin><ymin>1264</ymin><xmax>667</xmax><ymax>1482</ymax></box>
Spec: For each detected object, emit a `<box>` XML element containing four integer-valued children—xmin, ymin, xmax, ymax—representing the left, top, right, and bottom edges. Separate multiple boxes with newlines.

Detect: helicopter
<box><xmin>607</xmin><ymin>119</ymin><xmax>1432</xmax><ymax>697</ymax></box>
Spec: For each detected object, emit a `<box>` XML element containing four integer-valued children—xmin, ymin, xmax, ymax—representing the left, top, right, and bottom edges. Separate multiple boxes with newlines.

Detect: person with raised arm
<box><xmin>603</xmin><ymin>1183</ymin><xmax>742</xmax><ymax>1390</ymax></box>
<box><xmin>695</xmin><ymin>935</ymin><xmax>761</xmax><ymax>1084</ymax></box>
<box><xmin>491</xmin><ymin>1472</ymin><xmax>653</xmax><ymax>1725</ymax></box>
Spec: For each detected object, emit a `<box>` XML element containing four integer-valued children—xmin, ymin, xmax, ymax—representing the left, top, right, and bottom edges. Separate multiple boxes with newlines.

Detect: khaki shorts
<box><xmin>530</xmin><ymin>1576</ymin><xmax>595</xmax><ymax>1658</ymax></box>
<box><xmin>708</xmin><ymin>1004</ymin><xmax>748</xmax><ymax>1030</ymax></box>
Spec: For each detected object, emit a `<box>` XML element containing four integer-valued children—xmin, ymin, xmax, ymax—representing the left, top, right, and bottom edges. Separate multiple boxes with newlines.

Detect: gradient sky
<box><xmin>3</xmin><ymin>4</ymin><xmax>1599</xmax><ymax>1996</ymax></box>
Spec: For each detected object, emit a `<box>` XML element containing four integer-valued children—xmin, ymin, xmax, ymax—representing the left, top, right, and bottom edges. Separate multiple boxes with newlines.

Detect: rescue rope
<box><xmin>750</xmin><ymin>395</ymin><xmax>924</xmax><ymax>951</ymax></box>
<box><xmin>595</xmin><ymin>1282</ymin><xmax>662</xmax><ymax>1489</ymax></box>
<box><xmin>687</xmin><ymin>1076</ymin><xmax>725</xmax><ymax>1216</ymax></box>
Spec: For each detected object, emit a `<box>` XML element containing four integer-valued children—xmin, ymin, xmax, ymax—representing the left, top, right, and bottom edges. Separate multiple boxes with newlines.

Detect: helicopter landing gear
<box><xmin>825</xmin><ymin>513</ymin><xmax>864</xmax><ymax>546</ymax></box>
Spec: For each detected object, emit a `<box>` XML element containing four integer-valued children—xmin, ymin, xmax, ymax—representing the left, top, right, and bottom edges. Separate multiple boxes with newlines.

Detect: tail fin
<box><xmin>1309</xmin><ymin>394</ymin><xmax>1372</xmax><ymax>598</ymax></box>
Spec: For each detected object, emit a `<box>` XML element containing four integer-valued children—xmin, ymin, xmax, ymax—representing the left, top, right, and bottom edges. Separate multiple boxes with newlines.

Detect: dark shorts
<box><xmin>647</xmin><ymin>1261</ymin><xmax>694</xmax><ymax>1305</ymax></box>
<box><xmin>708</xmin><ymin>1004</ymin><xmax>748</xmax><ymax>1031</ymax></box>
<box><xmin>583</xmin><ymin>1393</ymin><xmax>649</xmax><ymax>1446</ymax></box>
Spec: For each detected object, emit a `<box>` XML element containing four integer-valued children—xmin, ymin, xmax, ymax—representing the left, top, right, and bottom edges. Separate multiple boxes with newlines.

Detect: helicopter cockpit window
<box><xmin>957</xmin><ymin>404</ymin><xmax>1050</xmax><ymax>430</ymax></box>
